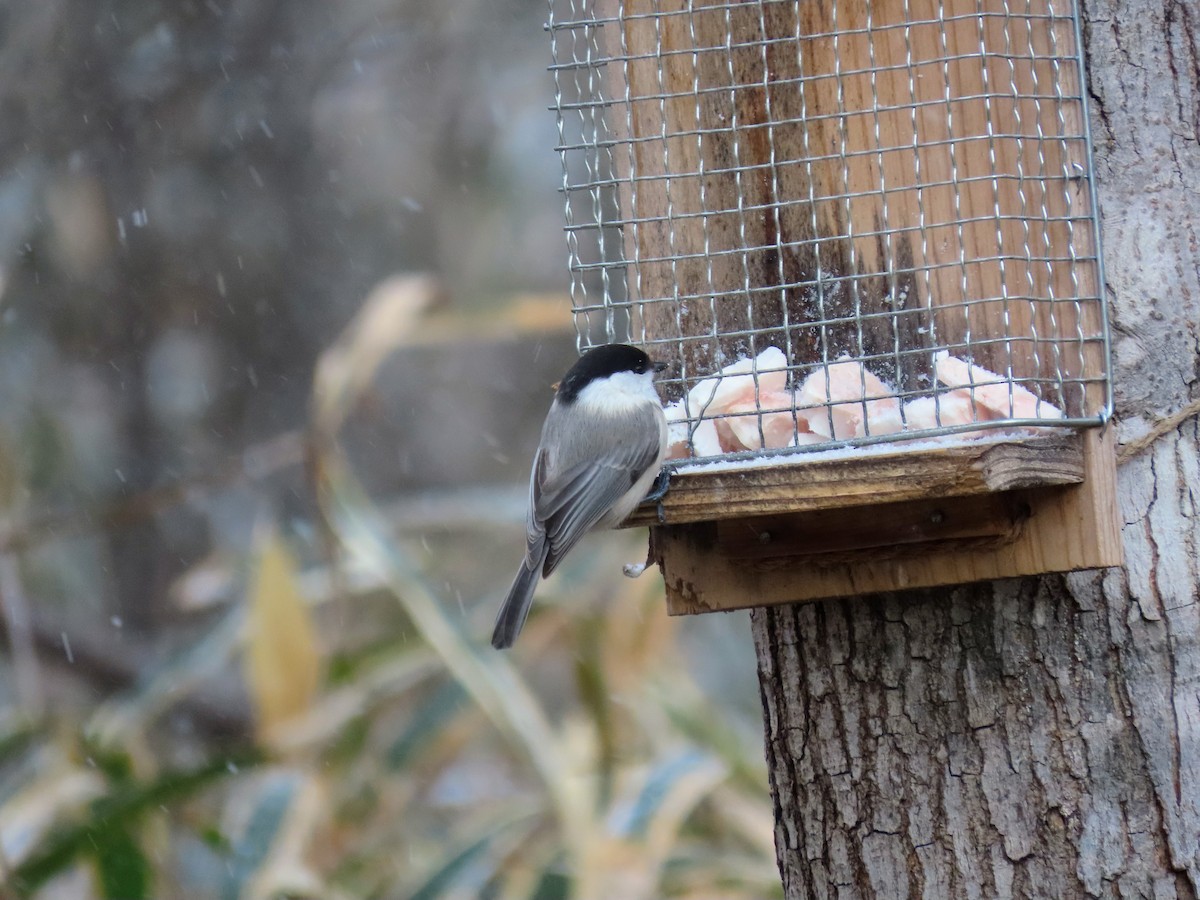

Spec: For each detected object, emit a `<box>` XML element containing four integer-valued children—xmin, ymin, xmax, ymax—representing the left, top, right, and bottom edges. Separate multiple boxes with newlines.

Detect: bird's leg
<box><xmin>624</xmin><ymin>471</ymin><xmax>671</xmax><ymax>576</ymax></box>
<box><xmin>638</xmin><ymin>467</ymin><xmax>671</xmax><ymax>524</ymax></box>
<box><xmin>642</xmin><ymin>468</ymin><xmax>671</xmax><ymax>503</ymax></box>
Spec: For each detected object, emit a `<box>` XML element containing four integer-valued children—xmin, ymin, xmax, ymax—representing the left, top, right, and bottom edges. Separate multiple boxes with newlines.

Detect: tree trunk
<box><xmin>752</xmin><ymin>0</ymin><xmax>1200</xmax><ymax>895</ymax></box>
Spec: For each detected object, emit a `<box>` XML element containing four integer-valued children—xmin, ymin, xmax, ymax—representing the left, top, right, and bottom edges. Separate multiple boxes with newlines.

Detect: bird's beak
<box><xmin>652</xmin><ymin>361</ymin><xmax>668</xmax><ymax>374</ymax></box>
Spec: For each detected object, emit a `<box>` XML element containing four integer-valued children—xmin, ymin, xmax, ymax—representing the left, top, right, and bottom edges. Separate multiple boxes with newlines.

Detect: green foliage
<box><xmin>93</xmin><ymin>825</ymin><xmax>150</xmax><ymax>900</ymax></box>
<box><xmin>7</xmin><ymin>749</ymin><xmax>261</xmax><ymax>897</ymax></box>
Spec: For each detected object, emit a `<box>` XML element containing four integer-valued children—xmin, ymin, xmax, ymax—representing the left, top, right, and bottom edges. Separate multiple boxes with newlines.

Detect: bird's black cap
<box><xmin>556</xmin><ymin>343</ymin><xmax>663</xmax><ymax>404</ymax></box>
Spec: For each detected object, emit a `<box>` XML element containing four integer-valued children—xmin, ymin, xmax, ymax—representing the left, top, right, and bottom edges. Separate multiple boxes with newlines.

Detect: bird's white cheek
<box><xmin>576</xmin><ymin>372</ymin><xmax>662</xmax><ymax>413</ymax></box>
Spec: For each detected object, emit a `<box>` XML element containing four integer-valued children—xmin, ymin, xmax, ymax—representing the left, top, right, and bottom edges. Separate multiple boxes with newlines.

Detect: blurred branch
<box><xmin>86</xmin><ymin>605</ymin><xmax>253</xmax><ymax>745</ymax></box>
<box><xmin>382</xmin><ymin>485</ymin><xmax>526</xmax><ymax>532</ymax></box>
<box><xmin>0</xmin><ymin>607</ymin><xmax>252</xmax><ymax>739</ymax></box>
<box><xmin>0</xmin><ymin>555</ymin><xmax>42</xmax><ymax>717</ymax></box>
<box><xmin>0</xmin><ymin>431</ymin><xmax>307</xmax><ymax>556</ymax></box>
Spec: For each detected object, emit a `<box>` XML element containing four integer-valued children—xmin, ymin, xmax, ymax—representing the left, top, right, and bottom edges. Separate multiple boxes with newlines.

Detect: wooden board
<box><xmin>625</xmin><ymin>431</ymin><xmax>1084</xmax><ymax>527</ymax></box>
<box><xmin>654</xmin><ymin>427</ymin><xmax>1121</xmax><ymax>614</ymax></box>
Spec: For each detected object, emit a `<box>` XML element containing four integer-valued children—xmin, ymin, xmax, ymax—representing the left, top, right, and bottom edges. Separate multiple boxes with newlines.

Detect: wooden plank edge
<box><xmin>624</xmin><ymin>431</ymin><xmax>1085</xmax><ymax>528</ymax></box>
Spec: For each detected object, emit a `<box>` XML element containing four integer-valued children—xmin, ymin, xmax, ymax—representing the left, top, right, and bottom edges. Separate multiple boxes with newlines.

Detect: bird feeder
<box><xmin>548</xmin><ymin>0</ymin><xmax>1121</xmax><ymax>613</ymax></box>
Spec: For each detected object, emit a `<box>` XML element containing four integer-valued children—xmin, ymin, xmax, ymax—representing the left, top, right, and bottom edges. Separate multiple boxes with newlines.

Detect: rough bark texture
<box><xmin>752</xmin><ymin>0</ymin><xmax>1200</xmax><ymax>895</ymax></box>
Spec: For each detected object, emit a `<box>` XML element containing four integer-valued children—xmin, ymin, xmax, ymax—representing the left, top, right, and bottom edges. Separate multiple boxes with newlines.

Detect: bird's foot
<box><xmin>639</xmin><ymin>468</ymin><xmax>671</xmax><ymax>523</ymax></box>
<box><xmin>642</xmin><ymin>468</ymin><xmax>671</xmax><ymax>504</ymax></box>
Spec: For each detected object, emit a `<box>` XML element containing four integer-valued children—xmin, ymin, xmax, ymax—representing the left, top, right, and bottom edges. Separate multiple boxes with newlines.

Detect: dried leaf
<box><xmin>244</xmin><ymin>530</ymin><xmax>321</xmax><ymax>743</ymax></box>
<box><xmin>312</xmin><ymin>274</ymin><xmax>445</xmax><ymax>437</ymax></box>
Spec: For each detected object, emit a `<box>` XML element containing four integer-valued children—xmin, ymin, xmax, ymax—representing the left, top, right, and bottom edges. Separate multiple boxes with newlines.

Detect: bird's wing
<box><xmin>532</xmin><ymin>403</ymin><xmax>663</xmax><ymax>577</ymax></box>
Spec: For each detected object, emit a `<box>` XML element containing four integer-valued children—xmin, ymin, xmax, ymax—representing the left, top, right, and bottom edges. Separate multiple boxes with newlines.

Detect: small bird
<box><xmin>491</xmin><ymin>343</ymin><xmax>668</xmax><ymax>649</ymax></box>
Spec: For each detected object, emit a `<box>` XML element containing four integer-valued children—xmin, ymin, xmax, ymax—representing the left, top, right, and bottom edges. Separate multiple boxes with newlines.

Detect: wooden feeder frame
<box><xmin>549</xmin><ymin>0</ymin><xmax>1122</xmax><ymax>612</ymax></box>
<box><xmin>629</xmin><ymin>428</ymin><xmax>1118</xmax><ymax>613</ymax></box>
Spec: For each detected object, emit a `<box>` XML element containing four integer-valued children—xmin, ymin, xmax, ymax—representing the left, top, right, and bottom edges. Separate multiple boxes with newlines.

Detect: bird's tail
<box><xmin>491</xmin><ymin>560</ymin><xmax>542</xmax><ymax>649</ymax></box>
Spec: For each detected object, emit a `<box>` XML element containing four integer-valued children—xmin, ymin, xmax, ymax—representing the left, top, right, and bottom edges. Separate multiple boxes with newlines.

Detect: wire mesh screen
<box><xmin>549</xmin><ymin>0</ymin><xmax>1111</xmax><ymax>462</ymax></box>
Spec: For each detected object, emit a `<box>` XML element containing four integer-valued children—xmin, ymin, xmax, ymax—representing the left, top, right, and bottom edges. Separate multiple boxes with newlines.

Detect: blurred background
<box><xmin>0</xmin><ymin>1</ymin><xmax>775</xmax><ymax>897</ymax></box>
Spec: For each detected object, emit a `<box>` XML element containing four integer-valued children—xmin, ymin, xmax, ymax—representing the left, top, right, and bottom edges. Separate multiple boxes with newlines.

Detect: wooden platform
<box><xmin>634</xmin><ymin>429</ymin><xmax>1121</xmax><ymax>615</ymax></box>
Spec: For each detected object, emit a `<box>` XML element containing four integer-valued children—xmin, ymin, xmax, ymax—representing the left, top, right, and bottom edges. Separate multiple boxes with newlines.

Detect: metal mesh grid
<box><xmin>549</xmin><ymin>0</ymin><xmax>1111</xmax><ymax>462</ymax></box>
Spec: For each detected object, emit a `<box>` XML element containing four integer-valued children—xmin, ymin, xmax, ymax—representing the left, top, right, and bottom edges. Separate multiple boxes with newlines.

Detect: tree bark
<box><xmin>752</xmin><ymin>0</ymin><xmax>1200</xmax><ymax>896</ymax></box>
